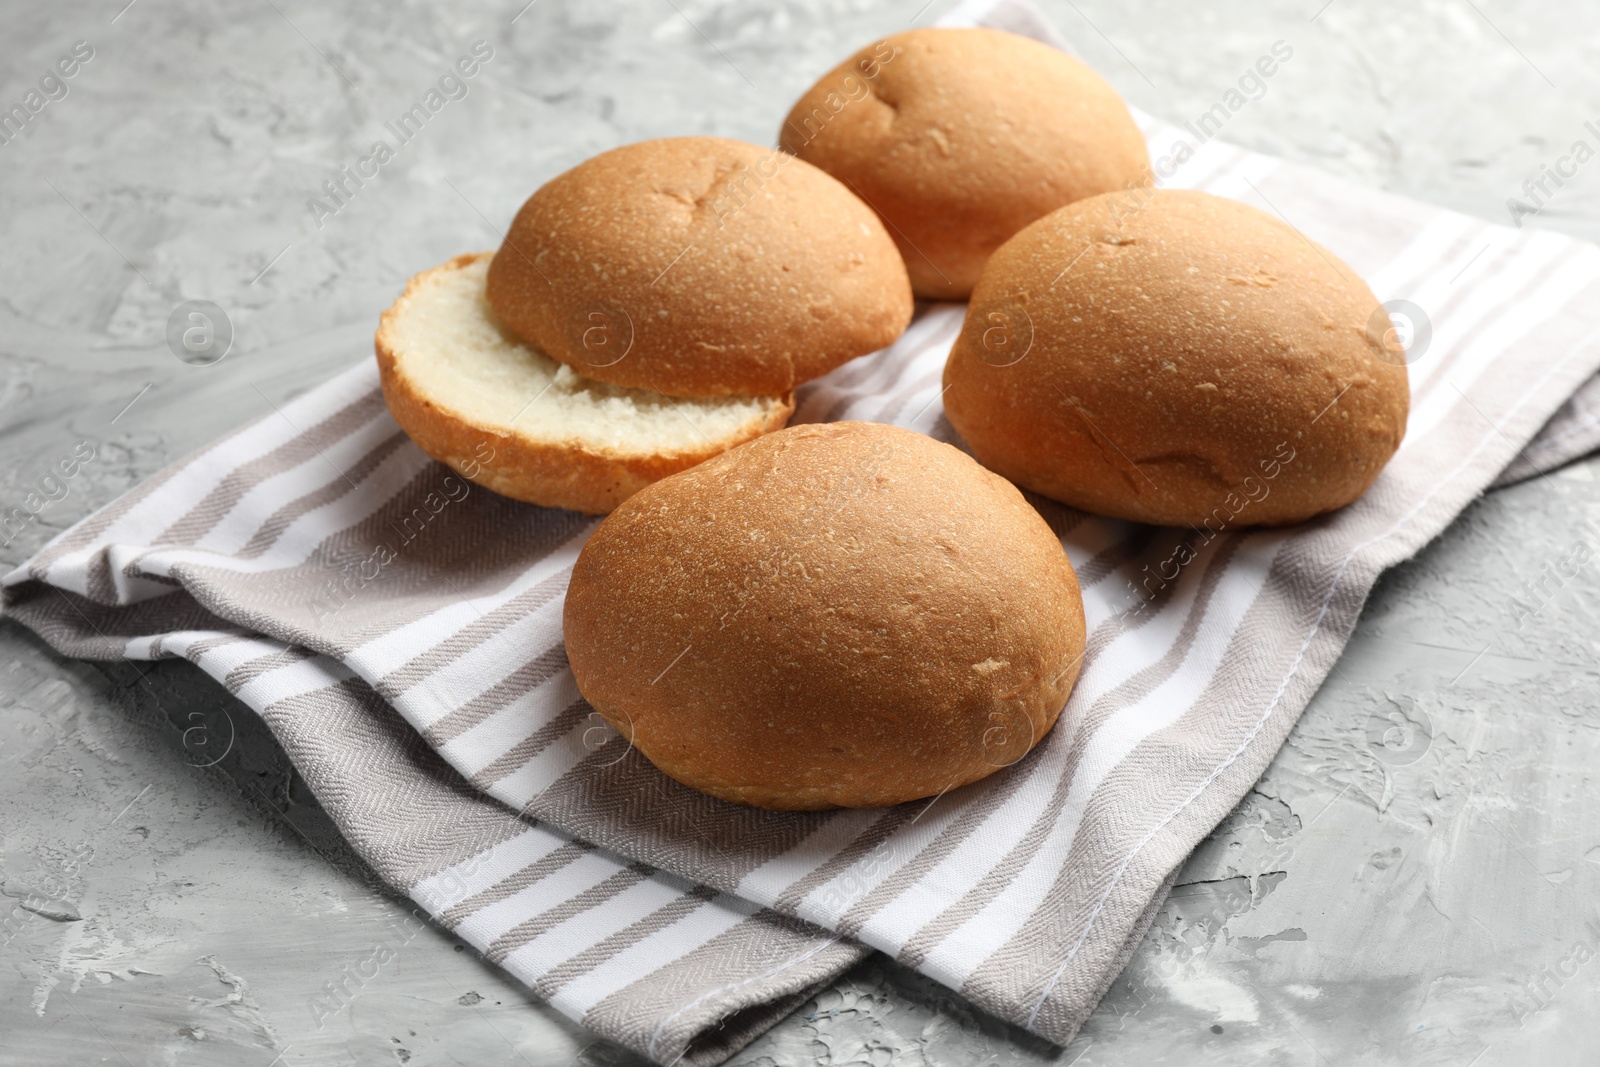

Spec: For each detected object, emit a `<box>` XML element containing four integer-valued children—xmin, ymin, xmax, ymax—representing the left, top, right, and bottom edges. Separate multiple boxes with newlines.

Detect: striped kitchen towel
<box><xmin>8</xmin><ymin>1</ymin><xmax>1600</xmax><ymax>1062</ymax></box>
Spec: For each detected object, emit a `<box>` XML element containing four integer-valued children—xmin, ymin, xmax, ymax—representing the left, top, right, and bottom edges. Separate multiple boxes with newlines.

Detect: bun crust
<box><xmin>485</xmin><ymin>137</ymin><xmax>913</xmax><ymax>398</ymax></box>
<box><xmin>563</xmin><ymin>421</ymin><xmax>1087</xmax><ymax>810</ymax></box>
<box><xmin>780</xmin><ymin>28</ymin><xmax>1150</xmax><ymax>300</ymax></box>
<box><xmin>376</xmin><ymin>253</ymin><xmax>793</xmax><ymax>515</ymax></box>
<box><xmin>943</xmin><ymin>189</ymin><xmax>1410</xmax><ymax>527</ymax></box>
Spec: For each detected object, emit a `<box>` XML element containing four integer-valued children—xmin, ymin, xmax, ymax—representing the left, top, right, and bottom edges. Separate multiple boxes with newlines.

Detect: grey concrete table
<box><xmin>3</xmin><ymin>1</ymin><xmax>1598</xmax><ymax>1064</ymax></box>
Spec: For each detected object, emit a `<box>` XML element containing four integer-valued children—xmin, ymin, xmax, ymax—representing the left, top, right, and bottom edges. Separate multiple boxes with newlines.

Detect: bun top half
<box><xmin>485</xmin><ymin>136</ymin><xmax>913</xmax><ymax>398</ymax></box>
<box><xmin>780</xmin><ymin>28</ymin><xmax>1150</xmax><ymax>300</ymax></box>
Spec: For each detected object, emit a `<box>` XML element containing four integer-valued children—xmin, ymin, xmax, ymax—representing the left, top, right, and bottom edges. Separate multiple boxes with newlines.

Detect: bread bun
<box><xmin>943</xmin><ymin>189</ymin><xmax>1409</xmax><ymax>527</ymax></box>
<box><xmin>779</xmin><ymin>28</ymin><xmax>1149</xmax><ymax>300</ymax></box>
<box><xmin>484</xmin><ymin>137</ymin><xmax>913</xmax><ymax>399</ymax></box>
<box><xmin>563</xmin><ymin>421</ymin><xmax>1086</xmax><ymax>810</ymax></box>
<box><xmin>376</xmin><ymin>253</ymin><xmax>793</xmax><ymax>515</ymax></box>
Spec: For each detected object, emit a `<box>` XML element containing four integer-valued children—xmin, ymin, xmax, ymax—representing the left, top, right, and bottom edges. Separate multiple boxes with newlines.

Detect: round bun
<box><xmin>376</xmin><ymin>253</ymin><xmax>793</xmax><ymax>515</ymax></box>
<box><xmin>563</xmin><ymin>421</ymin><xmax>1086</xmax><ymax>810</ymax></box>
<box><xmin>779</xmin><ymin>28</ymin><xmax>1150</xmax><ymax>300</ymax></box>
<box><xmin>485</xmin><ymin>137</ymin><xmax>913</xmax><ymax>399</ymax></box>
<box><xmin>943</xmin><ymin>189</ymin><xmax>1410</xmax><ymax>527</ymax></box>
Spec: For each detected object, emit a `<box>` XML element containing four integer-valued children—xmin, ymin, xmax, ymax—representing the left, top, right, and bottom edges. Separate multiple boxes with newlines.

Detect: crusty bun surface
<box><xmin>779</xmin><ymin>27</ymin><xmax>1150</xmax><ymax>301</ymax></box>
<box><xmin>484</xmin><ymin>137</ymin><xmax>913</xmax><ymax>399</ymax></box>
<box><xmin>376</xmin><ymin>253</ymin><xmax>793</xmax><ymax>515</ymax></box>
<box><xmin>563</xmin><ymin>421</ymin><xmax>1087</xmax><ymax>810</ymax></box>
<box><xmin>943</xmin><ymin>189</ymin><xmax>1410</xmax><ymax>528</ymax></box>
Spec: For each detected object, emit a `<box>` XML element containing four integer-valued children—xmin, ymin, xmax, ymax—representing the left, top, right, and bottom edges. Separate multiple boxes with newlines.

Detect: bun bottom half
<box><xmin>376</xmin><ymin>253</ymin><xmax>793</xmax><ymax>514</ymax></box>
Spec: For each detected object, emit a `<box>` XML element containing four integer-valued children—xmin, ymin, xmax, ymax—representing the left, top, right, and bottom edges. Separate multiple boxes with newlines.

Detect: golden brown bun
<box><xmin>563</xmin><ymin>421</ymin><xmax>1087</xmax><ymax>810</ymax></box>
<box><xmin>376</xmin><ymin>253</ymin><xmax>794</xmax><ymax>515</ymax></box>
<box><xmin>484</xmin><ymin>137</ymin><xmax>913</xmax><ymax>398</ymax></box>
<box><xmin>779</xmin><ymin>28</ymin><xmax>1150</xmax><ymax>300</ymax></box>
<box><xmin>943</xmin><ymin>189</ymin><xmax>1410</xmax><ymax>527</ymax></box>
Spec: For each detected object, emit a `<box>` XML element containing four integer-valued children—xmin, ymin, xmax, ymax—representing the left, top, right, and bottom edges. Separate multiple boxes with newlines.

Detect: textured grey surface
<box><xmin>2</xmin><ymin>0</ymin><xmax>1598</xmax><ymax>1064</ymax></box>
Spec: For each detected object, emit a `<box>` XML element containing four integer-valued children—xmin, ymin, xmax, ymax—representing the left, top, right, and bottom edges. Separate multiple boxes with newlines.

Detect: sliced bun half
<box><xmin>484</xmin><ymin>136</ymin><xmax>914</xmax><ymax>398</ymax></box>
<box><xmin>376</xmin><ymin>253</ymin><xmax>794</xmax><ymax>515</ymax></box>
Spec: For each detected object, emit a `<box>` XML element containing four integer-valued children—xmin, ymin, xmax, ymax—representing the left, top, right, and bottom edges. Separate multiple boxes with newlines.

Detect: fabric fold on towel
<box><xmin>8</xmin><ymin>1</ymin><xmax>1600</xmax><ymax>1061</ymax></box>
<box><xmin>8</xmin><ymin>590</ymin><xmax>867</xmax><ymax>1067</ymax></box>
